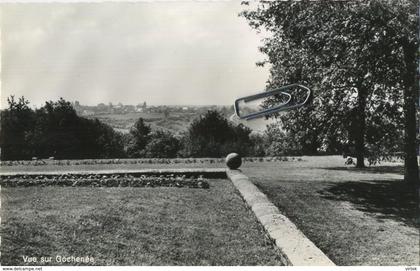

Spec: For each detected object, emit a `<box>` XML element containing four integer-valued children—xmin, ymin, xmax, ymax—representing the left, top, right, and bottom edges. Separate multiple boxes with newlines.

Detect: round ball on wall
<box><xmin>226</xmin><ymin>153</ymin><xmax>242</xmax><ymax>169</ymax></box>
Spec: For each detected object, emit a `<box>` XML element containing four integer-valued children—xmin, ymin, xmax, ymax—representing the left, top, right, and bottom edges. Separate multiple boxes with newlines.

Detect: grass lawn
<box><xmin>242</xmin><ymin>156</ymin><xmax>419</xmax><ymax>266</ymax></box>
<box><xmin>1</xmin><ymin>179</ymin><xmax>284</xmax><ymax>266</ymax></box>
<box><xmin>2</xmin><ymin>155</ymin><xmax>418</xmax><ymax>265</ymax></box>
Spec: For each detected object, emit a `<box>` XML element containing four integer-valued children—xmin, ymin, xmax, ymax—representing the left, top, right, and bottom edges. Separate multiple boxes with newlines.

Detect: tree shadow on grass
<box><xmin>324</xmin><ymin>166</ymin><xmax>404</xmax><ymax>175</ymax></box>
<box><xmin>318</xmin><ymin>180</ymin><xmax>419</xmax><ymax>227</ymax></box>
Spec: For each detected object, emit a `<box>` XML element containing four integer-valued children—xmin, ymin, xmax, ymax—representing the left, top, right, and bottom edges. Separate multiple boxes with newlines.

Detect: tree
<box><xmin>1</xmin><ymin>96</ymin><xmax>126</xmax><ymax>160</ymax></box>
<box><xmin>249</xmin><ymin>133</ymin><xmax>266</xmax><ymax>157</ymax></box>
<box><xmin>144</xmin><ymin>130</ymin><xmax>180</xmax><ymax>158</ymax></box>
<box><xmin>79</xmin><ymin>118</ymin><xmax>126</xmax><ymax>159</ymax></box>
<box><xmin>264</xmin><ymin>123</ymin><xmax>303</xmax><ymax>156</ymax></box>
<box><xmin>163</xmin><ymin>108</ymin><xmax>170</xmax><ymax>119</ymax></box>
<box><xmin>182</xmin><ymin>110</ymin><xmax>254</xmax><ymax>157</ymax></box>
<box><xmin>126</xmin><ymin>118</ymin><xmax>151</xmax><ymax>157</ymax></box>
<box><xmin>241</xmin><ymin>0</ymin><xmax>418</xmax><ymax>180</ymax></box>
<box><xmin>31</xmin><ymin>98</ymin><xmax>80</xmax><ymax>158</ymax></box>
<box><xmin>0</xmin><ymin>96</ymin><xmax>36</xmax><ymax>160</ymax></box>
<box><xmin>32</xmin><ymin>98</ymin><xmax>126</xmax><ymax>159</ymax></box>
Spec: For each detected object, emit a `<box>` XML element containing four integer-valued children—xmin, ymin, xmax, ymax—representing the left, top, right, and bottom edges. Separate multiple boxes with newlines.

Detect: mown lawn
<box><xmin>1</xmin><ymin>179</ymin><xmax>283</xmax><ymax>266</ymax></box>
<box><xmin>242</xmin><ymin>156</ymin><xmax>419</xmax><ymax>266</ymax></box>
<box><xmin>2</xmin><ymin>155</ymin><xmax>418</xmax><ymax>266</ymax></box>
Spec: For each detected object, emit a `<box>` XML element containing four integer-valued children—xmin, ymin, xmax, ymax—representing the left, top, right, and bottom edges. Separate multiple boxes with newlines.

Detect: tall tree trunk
<box><xmin>403</xmin><ymin>89</ymin><xmax>418</xmax><ymax>183</ymax></box>
<box><xmin>355</xmin><ymin>86</ymin><xmax>367</xmax><ymax>168</ymax></box>
<box><xmin>403</xmin><ymin>44</ymin><xmax>419</xmax><ymax>184</ymax></box>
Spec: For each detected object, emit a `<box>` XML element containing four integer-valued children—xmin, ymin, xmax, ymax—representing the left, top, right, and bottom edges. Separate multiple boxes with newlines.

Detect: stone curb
<box><xmin>227</xmin><ymin>169</ymin><xmax>335</xmax><ymax>266</ymax></box>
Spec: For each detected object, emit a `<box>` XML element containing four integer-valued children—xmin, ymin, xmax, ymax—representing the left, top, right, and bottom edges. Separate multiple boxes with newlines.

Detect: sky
<box><xmin>1</xmin><ymin>1</ymin><xmax>270</xmax><ymax>109</ymax></box>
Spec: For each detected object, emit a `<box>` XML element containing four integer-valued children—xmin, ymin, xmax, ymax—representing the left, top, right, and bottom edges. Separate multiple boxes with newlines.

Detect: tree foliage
<box><xmin>182</xmin><ymin>110</ymin><xmax>254</xmax><ymax>157</ymax></box>
<box><xmin>1</xmin><ymin>97</ymin><xmax>125</xmax><ymax>160</ymax></box>
<box><xmin>126</xmin><ymin>118</ymin><xmax>151</xmax><ymax>157</ymax></box>
<box><xmin>264</xmin><ymin>123</ymin><xmax>304</xmax><ymax>156</ymax></box>
<box><xmin>144</xmin><ymin>130</ymin><xmax>181</xmax><ymax>158</ymax></box>
<box><xmin>241</xmin><ymin>0</ymin><xmax>417</xmax><ymax>177</ymax></box>
<box><xmin>1</xmin><ymin>101</ymin><xmax>263</xmax><ymax>160</ymax></box>
<box><xmin>0</xmin><ymin>96</ymin><xmax>36</xmax><ymax>160</ymax></box>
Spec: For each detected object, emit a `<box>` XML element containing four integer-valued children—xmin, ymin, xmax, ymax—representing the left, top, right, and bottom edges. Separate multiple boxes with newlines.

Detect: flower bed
<box><xmin>0</xmin><ymin>174</ymin><xmax>209</xmax><ymax>188</ymax></box>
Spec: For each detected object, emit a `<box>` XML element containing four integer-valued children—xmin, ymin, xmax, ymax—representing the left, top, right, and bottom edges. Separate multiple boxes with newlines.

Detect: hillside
<box><xmin>80</xmin><ymin>106</ymin><xmax>271</xmax><ymax>135</ymax></box>
<box><xmin>84</xmin><ymin>111</ymin><xmax>197</xmax><ymax>135</ymax></box>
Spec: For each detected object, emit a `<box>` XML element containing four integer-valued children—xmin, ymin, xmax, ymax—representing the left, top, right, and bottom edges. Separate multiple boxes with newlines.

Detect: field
<box><xmin>85</xmin><ymin>112</ymin><xmax>196</xmax><ymax>135</ymax></box>
<box><xmin>1</xmin><ymin>155</ymin><xmax>418</xmax><ymax>266</ymax></box>
<box><xmin>84</xmin><ymin>111</ymin><xmax>271</xmax><ymax>134</ymax></box>
<box><xmin>1</xmin><ymin>179</ymin><xmax>283</xmax><ymax>265</ymax></box>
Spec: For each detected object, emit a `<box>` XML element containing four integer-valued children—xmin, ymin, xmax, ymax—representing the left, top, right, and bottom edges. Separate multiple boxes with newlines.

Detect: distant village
<box><xmin>71</xmin><ymin>101</ymin><xmax>234</xmax><ymax>117</ymax></box>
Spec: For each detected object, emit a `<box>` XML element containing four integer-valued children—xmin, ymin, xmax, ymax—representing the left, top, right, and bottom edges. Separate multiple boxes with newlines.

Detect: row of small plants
<box><xmin>0</xmin><ymin>156</ymin><xmax>303</xmax><ymax>166</ymax></box>
<box><xmin>0</xmin><ymin>174</ymin><xmax>209</xmax><ymax>188</ymax></box>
